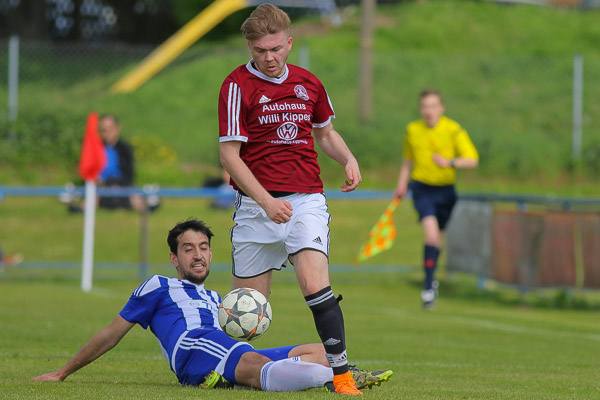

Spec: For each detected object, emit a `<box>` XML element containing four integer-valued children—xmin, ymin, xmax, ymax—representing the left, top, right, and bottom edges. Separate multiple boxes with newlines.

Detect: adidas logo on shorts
<box><xmin>312</xmin><ymin>236</ymin><xmax>322</xmax><ymax>245</ymax></box>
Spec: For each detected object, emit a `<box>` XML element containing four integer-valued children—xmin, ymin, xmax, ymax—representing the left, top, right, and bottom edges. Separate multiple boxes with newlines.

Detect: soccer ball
<box><xmin>218</xmin><ymin>287</ymin><xmax>272</xmax><ymax>341</ymax></box>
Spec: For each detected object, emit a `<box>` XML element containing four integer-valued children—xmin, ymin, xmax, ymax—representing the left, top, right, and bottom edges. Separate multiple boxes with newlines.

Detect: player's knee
<box><xmin>240</xmin><ymin>351</ymin><xmax>270</xmax><ymax>366</ymax></box>
<box><xmin>295</xmin><ymin>269</ymin><xmax>330</xmax><ymax>296</ymax></box>
<box><xmin>289</xmin><ymin>343</ymin><xmax>327</xmax><ymax>366</ymax></box>
<box><xmin>301</xmin><ymin>281</ymin><xmax>328</xmax><ymax>296</ymax></box>
<box><xmin>303</xmin><ymin>343</ymin><xmax>329</xmax><ymax>367</ymax></box>
<box><xmin>425</xmin><ymin>238</ymin><xmax>441</xmax><ymax>248</ymax></box>
<box><xmin>424</xmin><ymin>230</ymin><xmax>441</xmax><ymax>247</ymax></box>
<box><xmin>235</xmin><ymin>351</ymin><xmax>270</xmax><ymax>388</ymax></box>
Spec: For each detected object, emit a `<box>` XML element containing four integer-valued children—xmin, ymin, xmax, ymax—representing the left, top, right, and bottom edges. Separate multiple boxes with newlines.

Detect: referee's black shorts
<box><xmin>409</xmin><ymin>180</ymin><xmax>457</xmax><ymax>231</ymax></box>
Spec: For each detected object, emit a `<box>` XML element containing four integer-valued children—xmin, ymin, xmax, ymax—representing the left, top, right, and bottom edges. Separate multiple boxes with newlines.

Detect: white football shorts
<box><xmin>230</xmin><ymin>192</ymin><xmax>331</xmax><ymax>278</ymax></box>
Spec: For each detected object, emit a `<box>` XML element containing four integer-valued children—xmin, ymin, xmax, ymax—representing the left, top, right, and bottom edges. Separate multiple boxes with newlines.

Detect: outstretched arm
<box><xmin>313</xmin><ymin>122</ymin><xmax>362</xmax><ymax>192</ymax></box>
<box><xmin>394</xmin><ymin>159</ymin><xmax>413</xmax><ymax>198</ymax></box>
<box><xmin>432</xmin><ymin>154</ymin><xmax>478</xmax><ymax>169</ymax></box>
<box><xmin>31</xmin><ymin>315</ymin><xmax>135</xmax><ymax>382</ymax></box>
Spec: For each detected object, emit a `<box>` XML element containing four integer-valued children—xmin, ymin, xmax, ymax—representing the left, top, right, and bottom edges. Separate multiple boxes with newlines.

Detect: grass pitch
<box><xmin>1</xmin><ymin>269</ymin><xmax>599</xmax><ymax>400</ymax></box>
<box><xmin>1</xmin><ymin>197</ymin><xmax>599</xmax><ymax>398</ymax></box>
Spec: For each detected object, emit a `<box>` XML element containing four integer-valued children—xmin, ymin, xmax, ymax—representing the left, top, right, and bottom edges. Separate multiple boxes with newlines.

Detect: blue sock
<box><xmin>424</xmin><ymin>245</ymin><xmax>440</xmax><ymax>290</ymax></box>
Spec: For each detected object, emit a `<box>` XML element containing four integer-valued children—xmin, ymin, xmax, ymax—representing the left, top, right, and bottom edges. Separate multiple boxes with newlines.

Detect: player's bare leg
<box><xmin>232</xmin><ymin>351</ymin><xmax>334</xmax><ymax>391</ymax></box>
<box><xmin>291</xmin><ymin>250</ymin><xmax>362</xmax><ymax>395</ymax></box>
<box><xmin>422</xmin><ymin>215</ymin><xmax>442</xmax><ymax>247</ymax></box>
<box><xmin>232</xmin><ymin>271</ymin><xmax>273</xmax><ymax>299</ymax></box>
<box><xmin>288</xmin><ymin>344</ymin><xmax>393</xmax><ymax>390</ymax></box>
<box><xmin>234</xmin><ymin>352</ymin><xmax>270</xmax><ymax>389</ymax></box>
<box><xmin>289</xmin><ymin>343</ymin><xmax>329</xmax><ymax>366</ymax></box>
<box><xmin>292</xmin><ymin>250</ymin><xmax>330</xmax><ymax>296</ymax></box>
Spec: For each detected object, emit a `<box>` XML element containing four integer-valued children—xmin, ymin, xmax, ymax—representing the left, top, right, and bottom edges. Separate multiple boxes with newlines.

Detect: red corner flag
<box><xmin>78</xmin><ymin>112</ymin><xmax>106</xmax><ymax>181</ymax></box>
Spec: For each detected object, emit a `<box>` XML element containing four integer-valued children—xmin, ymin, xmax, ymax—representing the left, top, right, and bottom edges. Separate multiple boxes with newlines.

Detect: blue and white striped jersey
<box><xmin>119</xmin><ymin>275</ymin><xmax>222</xmax><ymax>365</ymax></box>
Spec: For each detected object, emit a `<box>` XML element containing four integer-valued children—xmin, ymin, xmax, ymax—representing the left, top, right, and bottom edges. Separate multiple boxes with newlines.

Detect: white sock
<box><xmin>260</xmin><ymin>359</ymin><xmax>334</xmax><ymax>391</ymax></box>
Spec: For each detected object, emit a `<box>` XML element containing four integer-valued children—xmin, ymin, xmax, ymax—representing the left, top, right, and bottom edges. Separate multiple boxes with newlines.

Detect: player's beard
<box><xmin>182</xmin><ymin>267</ymin><xmax>210</xmax><ymax>285</ymax></box>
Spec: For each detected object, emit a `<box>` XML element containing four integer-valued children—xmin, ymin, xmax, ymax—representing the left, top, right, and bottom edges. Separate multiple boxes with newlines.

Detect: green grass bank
<box><xmin>1</xmin><ymin>1</ymin><xmax>599</xmax><ymax>193</ymax></box>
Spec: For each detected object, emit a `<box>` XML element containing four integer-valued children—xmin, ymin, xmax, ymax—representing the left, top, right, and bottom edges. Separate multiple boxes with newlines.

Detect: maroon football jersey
<box><xmin>218</xmin><ymin>60</ymin><xmax>335</xmax><ymax>193</ymax></box>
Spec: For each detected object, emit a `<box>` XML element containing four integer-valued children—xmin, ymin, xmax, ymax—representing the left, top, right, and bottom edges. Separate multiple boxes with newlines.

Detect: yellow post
<box><xmin>111</xmin><ymin>0</ymin><xmax>248</xmax><ymax>93</ymax></box>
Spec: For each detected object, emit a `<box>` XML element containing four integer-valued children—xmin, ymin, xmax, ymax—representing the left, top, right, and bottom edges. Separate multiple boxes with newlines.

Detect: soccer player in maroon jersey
<box><xmin>218</xmin><ymin>3</ymin><xmax>363</xmax><ymax>395</ymax></box>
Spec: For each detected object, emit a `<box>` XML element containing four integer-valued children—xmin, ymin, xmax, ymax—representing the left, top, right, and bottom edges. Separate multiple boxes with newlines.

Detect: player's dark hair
<box><xmin>167</xmin><ymin>218</ymin><xmax>214</xmax><ymax>254</ymax></box>
<box><xmin>241</xmin><ymin>3</ymin><xmax>291</xmax><ymax>41</ymax></box>
<box><xmin>419</xmin><ymin>88</ymin><xmax>443</xmax><ymax>103</ymax></box>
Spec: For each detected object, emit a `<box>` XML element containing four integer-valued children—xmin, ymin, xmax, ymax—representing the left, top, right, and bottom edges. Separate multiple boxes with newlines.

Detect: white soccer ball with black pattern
<box><xmin>218</xmin><ymin>287</ymin><xmax>272</xmax><ymax>341</ymax></box>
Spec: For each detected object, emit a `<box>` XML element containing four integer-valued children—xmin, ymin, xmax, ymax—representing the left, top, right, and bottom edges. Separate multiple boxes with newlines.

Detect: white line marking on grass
<box><xmin>381</xmin><ymin>307</ymin><xmax>600</xmax><ymax>341</ymax></box>
<box><xmin>356</xmin><ymin>359</ymin><xmax>473</xmax><ymax>368</ymax></box>
<box><xmin>380</xmin><ymin>308</ymin><xmax>414</xmax><ymax>317</ymax></box>
<box><xmin>441</xmin><ymin>315</ymin><xmax>600</xmax><ymax>342</ymax></box>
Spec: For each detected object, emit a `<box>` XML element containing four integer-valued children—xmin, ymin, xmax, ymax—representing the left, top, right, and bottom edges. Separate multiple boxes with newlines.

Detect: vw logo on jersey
<box><xmin>294</xmin><ymin>85</ymin><xmax>309</xmax><ymax>101</ymax></box>
<box><xmin>277</xmin><ymin>122</ymin><xmax>298</xmax><ymax>141</ymax></box>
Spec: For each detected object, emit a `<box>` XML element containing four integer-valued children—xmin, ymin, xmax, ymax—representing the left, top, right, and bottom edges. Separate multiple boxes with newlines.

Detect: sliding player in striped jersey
<box><xmin>218</xmin><ymin>4</ymin><xmax>364</xmax><ymax>395</ymax></box>
<box><xmin>31</xmin><ymin>219</ymin><xmax>392</xmax><ymax>391</ymax></box>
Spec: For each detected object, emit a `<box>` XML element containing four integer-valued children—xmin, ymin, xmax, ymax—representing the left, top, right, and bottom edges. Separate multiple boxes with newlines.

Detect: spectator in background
<box><xmin>96</xmin><ymin>114</ymin><xmax>147</xmax><ymax>212</ymax></box>
<box><xmin>394</xmin><ymin>89</ymin><xmax>478</xmax><ymax>309</ymax></box>
<box><xmin>66</xmin><ymin>115</ymin><xmax>158</xmax><ymax>213</ymax></box>
<box><xmin>0</xmin><ymin>243</ymin><xmax>23</xmax><ymax>268</ymax></box>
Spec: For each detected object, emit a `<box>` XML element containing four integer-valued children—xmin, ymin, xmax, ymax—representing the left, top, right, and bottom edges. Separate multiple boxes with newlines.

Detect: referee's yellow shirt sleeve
<box><xmin>455</xmin><ymin>129</ymin><xmax>479</xmax><ymax>160</ymax></box>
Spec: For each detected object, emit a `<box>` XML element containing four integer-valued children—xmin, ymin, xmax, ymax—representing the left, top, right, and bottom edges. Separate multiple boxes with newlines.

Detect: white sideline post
<box><xmin>8</xmin><ymin>35</ymin><xmax>19</xmax><ymax>139</ymax></box>
<box><xmin>572</xmin><ymin>53</ymin><xmax>583</xmax><ymax>160</ymax></box>
<box><xmin>81</xmin><ymin>180</ymin><xmax>97</xmax><ymax>292</ymax></box>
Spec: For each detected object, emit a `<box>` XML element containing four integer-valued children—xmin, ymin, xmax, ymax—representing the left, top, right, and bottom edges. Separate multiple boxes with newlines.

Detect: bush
<box><xmin>0</xmin><ymin>110</ymin><xmax>81</xmax><ymax>166</ymax></box>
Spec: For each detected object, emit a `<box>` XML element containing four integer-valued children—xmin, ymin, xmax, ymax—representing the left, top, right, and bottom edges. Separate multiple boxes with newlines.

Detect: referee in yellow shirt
<box><xmin>394</xmin><ymin>89</ymin><xmax>479</xmax><ymax>308</ymax></box>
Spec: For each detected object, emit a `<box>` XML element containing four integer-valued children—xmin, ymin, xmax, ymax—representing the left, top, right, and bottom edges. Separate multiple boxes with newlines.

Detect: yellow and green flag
<box><xmin>354</xmin><ymin>198</ymin><xmax>400</xmax><ymax>263</ymax></box>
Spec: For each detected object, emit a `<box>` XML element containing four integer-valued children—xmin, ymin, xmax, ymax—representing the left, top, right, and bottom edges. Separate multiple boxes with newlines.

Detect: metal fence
<box><xmin>447</xmin><ymin>198</ymin><xmax>600</xmax><ymax>290</ymax></box>
<box><xmin>3</xmin><ymin>184</ymin><xmax>599</xmax><ymax>287</ymax></box>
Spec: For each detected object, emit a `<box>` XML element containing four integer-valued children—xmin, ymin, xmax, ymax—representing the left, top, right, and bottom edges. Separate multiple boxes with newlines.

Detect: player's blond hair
<box><xmin>241</xmin><ymin>3</ymin><xmax>291</xmax><ymax>41</ymax></box>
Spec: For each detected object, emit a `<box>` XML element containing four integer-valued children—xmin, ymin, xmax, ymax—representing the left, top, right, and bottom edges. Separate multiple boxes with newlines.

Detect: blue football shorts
<box><xmin>173</xmin><ymin>329</ymin><xmax>299</xmax><ymax>386</ymax></box>
<box><xmin>255</xmin><ymin>345</ymin><xmax>298</xmax><ymax>361</ymax></box>
<box><xmin>409</xmin><ymin>180</ymin><xmax>457</xmax><ymax>231</ymax></box>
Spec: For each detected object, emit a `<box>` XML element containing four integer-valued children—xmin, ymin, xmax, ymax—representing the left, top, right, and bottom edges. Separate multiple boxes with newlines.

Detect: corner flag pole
<box><xmin>81</xmin><ymin>180</ymin><xmax>97</xmax><ymax>292</ymax></box>
<box><xmin>78</xmin><ymin>112</ymin><xmax>106</xmax><ymax>292</ymax></box>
